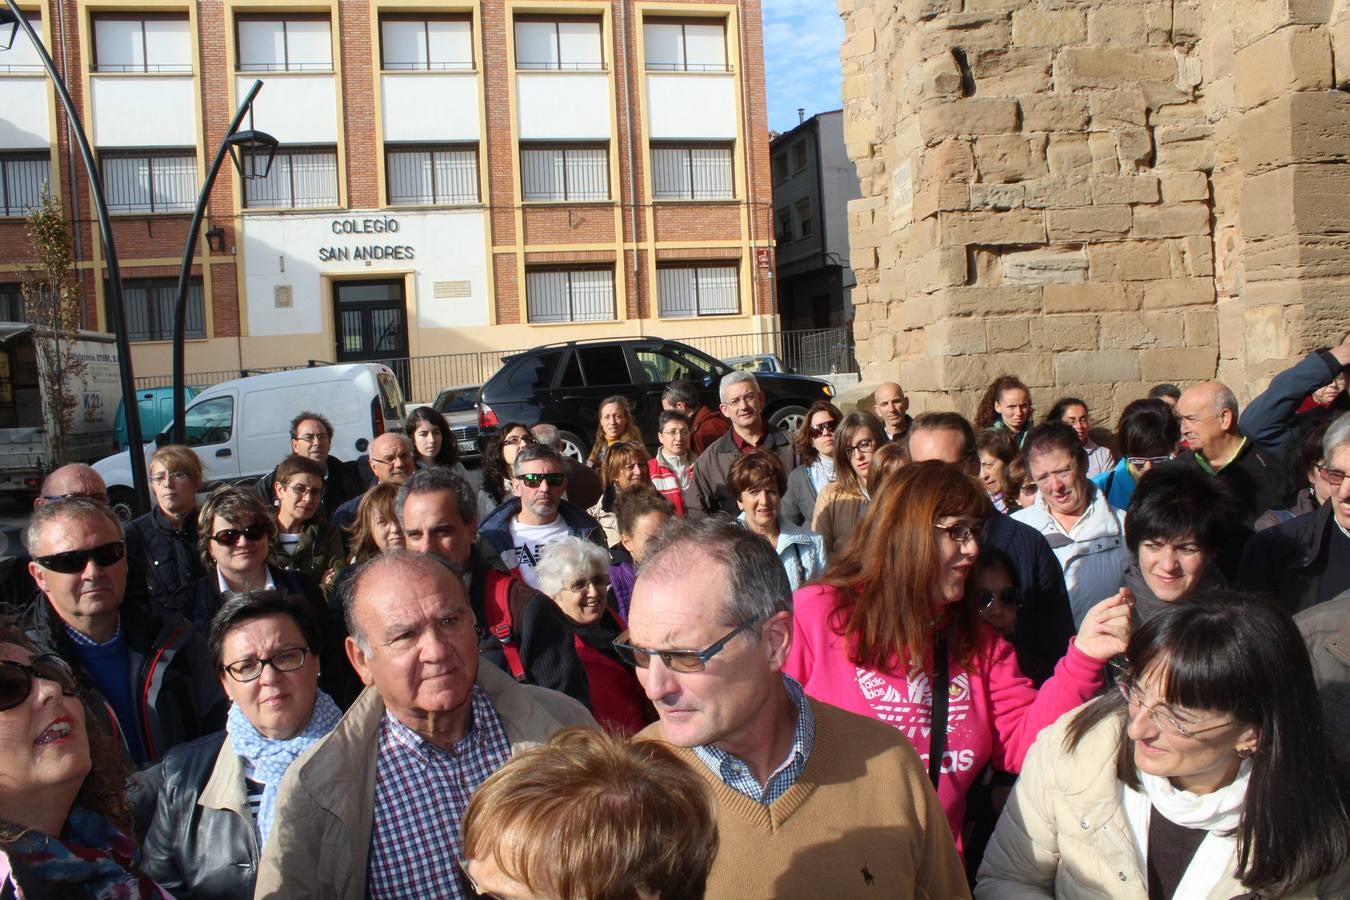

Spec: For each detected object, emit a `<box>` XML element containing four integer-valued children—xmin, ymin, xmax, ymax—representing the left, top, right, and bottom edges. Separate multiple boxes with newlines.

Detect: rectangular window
<box><xmin>92</xmin><ymin>14</ymin><xmax>191</xmax><ymax>73</ymax></box>
<box><xmin>795</xmin><ymin>199</ymin><xmax>813</xmax><ymax>238</ymax></box>
<box><xmin>526</xmin><ymin>268</ymin><xmax>615</xmax><ymax>323</ymax></box>
<box><xmin>0</xmin><ymin>153</ymin><xmax>50</xmax><ymax>217</ymax></box>
<box><xmin>775</xmin><ymin>207</ymin><xmax>792</xmax><ymax>243</ymax></box>
<box><xmin>102</xmin><ymin>151</ymin><xmax>197</xmax><ymax>214</ymax></box>
<box><xmin>243</xmin><ymin>147</ymin><xmax>339</xmax><ymax>209</ymax></box>
<box><xmin>791</xmin><ymin>141</ymin><xmax>808</xmax><ymax>173</ymax></box>
<box><xmin>0</xmin><ymin>284</ymin><xmax>25</xmax><ymax>323</ymax></box>
<box><xmin>643</xmin><ymin>19</ymin><xmax>728</xmax><ymax>72</ymax></box>
<box><xmin>658</xmin><ymin>265</ymin><xmax>739</xmax><ymax>318</ymax></box>
<box><xmin>237</xmin><ymin>16</ymin><xmax>332</xmax><ymax>72</ymax></box>
<box><xmin>380</xmin><ymin>16</ymin><xmax>473</xmax><ymax>70</ymax></box>
<box><xmin>521</xmin><ymin>145</ymin><xmax>608</xmax><ymax>202</ymax></box>
<box><xmin>772</xmin><ymin>152</ymin><xmax>788</xmax><ymax>185</ymax></box>
<box><xmin>1</xmin><ymin>12</ymin><xmax>43</xmax><ymax>72</ymax></box>
<box><xmin>108</xmin><ymin>276</ymin><xmax>205</xmax><ymax>342</ymax></box>
<box><xmin>514</xmin><ymin>18</ymin><xmax>603</xmax><ymax>71</ymax></box>
<box><xmin>386</xmin><ymin>144</ymin><xmax>479</xmax><ymax>205</ymax></box>
<box><xmin>652</xmin><ymin>144</ymin><xmax>733</xmax><ymax>200</ymax></box>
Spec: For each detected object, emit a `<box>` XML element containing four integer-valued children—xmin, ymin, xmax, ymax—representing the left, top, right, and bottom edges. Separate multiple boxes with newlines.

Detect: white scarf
<box><xmin>1138</xmin><ymin>759</ymin><xmax>1250</xmax><ymax>832</ymax></box>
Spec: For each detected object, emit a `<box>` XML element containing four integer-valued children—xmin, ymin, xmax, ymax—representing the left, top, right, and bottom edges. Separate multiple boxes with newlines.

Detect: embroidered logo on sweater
<box><xmin>853</xmin><ymin>666</ymin><xmax>977</xmax><ymax>776</ymax></box>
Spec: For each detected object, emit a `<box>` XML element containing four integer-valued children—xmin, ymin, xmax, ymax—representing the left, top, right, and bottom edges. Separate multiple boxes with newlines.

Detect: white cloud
<box><xmin>759</xmin><ymin>1</ymin><xmax>845</xmax><ymax>132</ymax></box>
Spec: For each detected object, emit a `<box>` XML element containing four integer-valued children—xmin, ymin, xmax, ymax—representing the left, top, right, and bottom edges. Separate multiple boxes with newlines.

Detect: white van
<box><xmin>93</xmin><ymin>363</ymin><xmax>405</xmax><ymax>519</ymax></box>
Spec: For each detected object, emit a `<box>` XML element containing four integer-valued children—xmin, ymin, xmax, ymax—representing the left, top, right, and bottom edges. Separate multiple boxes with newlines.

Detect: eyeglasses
<box><xmin>285</xmin><ymin>483</ymin><xmax>322</xmax><ymax>499</ymax></box>
<box><xmin>561</xmin><ymin>574</ymin><xmax>611</xmax><ymax>594</ymax></box>
<box><xmin>0</xmin><ymin>654</ymin><xmax>79</xmax><ymax>711</ymax></box>
<box><xmin>373</xmin><ymin>451</ymin><xmax>413</xmax><ymax>466</ymax></box>
<box><xmin>1128</xmin><ymin>455</ymin><xmax>1174</xmax><ymax>468</ymax></box>
<box><xmin>293</xmin><ymin>432</ymin><xmax>329</xmax><ymax>445</ymax></box>
<box><xmin>221</xmin><ymin>647</ymin><xmax>309</xmax><ymax>683</ymax></box>
<box><xmin>934</xmin><ymin>522</ymin><xmax>983</xmax><ymax>545</ymax></box>
<box><xmin>1019</xmin><ymin>482</ymin><xmax>1038</xmax><ymax>495</ymax></box>
<box><xmin>518</xmin><ymin>472</ymin><xmax>566</xmax><ymax>489</ymax></box>
<box><xmin>659</xmin><ymin>428</ymin><xmax>690</xmax><ymax>438</ymax></box>
<box><xmin>150</xmin><ymin>470</ymin><xmax>193</xmax><ymax>485</ymax></box>
<box><xmin>723</xmin><ymin>392</ymin><xmax>759</xmax><ymax>408</ymax></box>
<box><xmin>808</xmin><ymin>419</ymin><xmax>839</xmax><ymax>439</ymax></box>
<box><xmin>501</xmin><ymin>434</ymin><xmax>537</xmax><ymax>448</ymax></box>
<box><xmin>1111</xmin><ymin>664</ymin><xmax>1234</xmax><ymax>738</ymax></box>
<box><xmin>612</xmin><ymin>616</ymin><xmax>764</xmax><ymax>673</ymax></box>
<box><xmin>978</xmin><ymin>588</ymin><xmax>1021</xmax><ymax>613</ymax></box>
<box><xmin>33</xmin><ymin>541</ymin><xmax>126</xmax><ymax>574</ymax></box>
<box><xmin>39</xmin><ymin>491</ymin><xmax>110</xmax><ymax>505</ymax></box>
<box><xmin>844</xmin><ymin>438</ymin><xmax>877</xmax><ymax>458</ymax></box>
<box><xmin>1315</xmin><ymin>464</ymin><xmax>1346</xmax><ymax>486</ymax></box>
<box><xmin>211</xmin><ymin>523</ymin><xmax>269</xmax><ymax>546</ymax></box>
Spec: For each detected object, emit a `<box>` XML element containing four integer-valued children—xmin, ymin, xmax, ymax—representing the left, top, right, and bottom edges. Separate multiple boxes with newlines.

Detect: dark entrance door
<box><xmin>333</xmin><ymin>280</ymin><xmax>410</xmax><ymax>396</ymax></box>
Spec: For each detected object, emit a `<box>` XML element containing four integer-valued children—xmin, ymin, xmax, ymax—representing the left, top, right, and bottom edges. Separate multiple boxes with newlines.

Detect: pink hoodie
<box><xmin>784</xmin><ymin>583</ymin><xmax>1105</xmax><ymax>851</ymax></box>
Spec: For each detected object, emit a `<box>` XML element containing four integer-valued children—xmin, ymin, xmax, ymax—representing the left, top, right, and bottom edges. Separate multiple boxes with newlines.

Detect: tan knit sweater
<box><xmin>638</xmin><ymin>699</ymin><xmax>970</xmax><ymax>900</ymax></box>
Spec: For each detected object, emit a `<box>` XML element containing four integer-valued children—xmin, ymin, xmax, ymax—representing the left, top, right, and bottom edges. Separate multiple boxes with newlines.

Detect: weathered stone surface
<box><xmin>1030</xmin><ymin>315</ymin><xmax>1100</xmax><ymax>351</ymax></box>
<box><xmin>1099</xmin><ymin>311</ymin><xmax>1187</xmax><ymax>350</ymax></box>
<box><xmin>1087</xmin><ymin>2</ymin><xmax>1174</xmax><ymax>47</ymax></box>
<box><xmin>1001</xmin><ymin>249</ymin><xmax>1089</xmax><ymax>284</ymax></box>
<box><xmin>1140</xmin><ymin>347</ymin><xmax>1218</xmax><ymax>380</ymax></box>
<box><xmin>1089</xmin><ymin>89</ymin><xmax>1149</xmax><ymax>129</ymax></box>
<box><xmin>1132</xmin><ymin>203</ymin><xmax>1212</xmax><ymax>238</ymax></box>
<box><xmin>1023</xmin><ymin>176</ymin><xmax>1094</xmax><ymax>209</ymax></box>
<box><xmin>1088</xmin><ymin>241</ymin><xmax>1173</xmax><ymax>281</ymax></box>
<box><xmin>938</xmin><ymin>209</ymin><xmax>1047</xmax><ymax>244</ymax></box>
<box><xmin>986</xmin><ymin>317</ymin><xmax>1031</xmax><ymax>351</ymax></box>
<box><xmin>1091</xmin><ymin>175</ymin><xmax>1162</xmax><ymax>205</ymax></box>
<box><xmin>1160</xmin><ymin>172</ymin><xmax>1210</xmax><ymax>202</ymax></box>
<box><xmin>924</xmin><ymin>318</ymin><xmax>989</xmax><ymax>356</ymax></box>
<box><xmin>919</xmin><ymin>98</ymin><xmax>1021</xmax><ymax>138</ymax></box>
<box><xmin>1237</xmin><ymin>91</ymin><xmax>1350</xmax><ymax>176</ymax></box>
<box><xmin>969</xmin><ymin>182</ymin><xmax>1026</xmax><ymax>209</ymax></box>
<box><xmin>1044</xmin><ymin>282</ymin><xmax>1139</xmax><ymax>313</ymax></box>
<box><xmin>1055</xmin><ymin>47</ymin><xmax>1178</xmax><ymax>90</ymax></box>
<box><xmin>930</xmin><ymin>286</ymin><xmax>1044</xmax><ymax>318</ymax></box>
<box><xmin>1046</xmin><ymin>134</ymin><xmax>1094</xmax><ymax>175</ymax></box>
<box><xmin>1021</xmin><ymin>94</ymin><xmax>1090</xmax><ymax>132</ymax></box>
<box><xmin>1011</xmin><ymin>9</ymin><xmax>1087</xmax><ymax>47</ymax></box>
<box><xmin>1234</xmin><ymin>25</ymin><xmax>1334</xmax><ymax>110</ymax></box>
<box><xmin>1142</xmin><ymin>277</ymin><xmax>1215</xmax><ymax>309</ymax></box>
<box><xmin>974</xmin><ymin>134</ymin><xmax>1050</xmax><ymax>182</ymax></box>
<box><xmin>1046</xmin><ymin>205</ymin><xmax>1132</xmax><ymax>241</ymax></box>
<box><xmin>1055</xmin><ymin>350</ymin><xmax>1142</xmax><ymax>384</ymax></box>
<box><xmin>968</xmin><ymin>48</ymin><xmax>1055</xmax><ymax>96</ymax></box>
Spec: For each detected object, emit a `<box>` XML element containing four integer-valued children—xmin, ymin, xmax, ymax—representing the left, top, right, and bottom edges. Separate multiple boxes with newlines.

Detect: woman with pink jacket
<box><xmin>784</xmin><ymin>461</ymin><xmax>1132</xmax><ymax>853</ymax></box>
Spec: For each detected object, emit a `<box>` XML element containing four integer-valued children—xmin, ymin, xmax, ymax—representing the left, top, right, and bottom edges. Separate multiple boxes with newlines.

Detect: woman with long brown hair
<box><xmin>586</xmin><ymin>396</ymin><xmax>643</xmax><ymax>469</ymax></box>
<box><xmin>785</xmin><ymin>461</ymin><xmax>1132</xmax><ymax>854</ymax></box>
<box><xmin>783</xmin><ymin>400</ymin><xmax>842</xmax><ymax>527</ymax></box>
<box><xmin>810</xmin><ymin>411</ymin><xmax>885</xmax><ymax>557</ymax></box>
<box><xmin>586</xmin><ymin>441</ymin><xmax>652</xmax><ymax>547</ymax></box>
<box><xmin>974</xmin><ymin>375</ymin><xmax>1033</xmax><ymax>448</ymax></box>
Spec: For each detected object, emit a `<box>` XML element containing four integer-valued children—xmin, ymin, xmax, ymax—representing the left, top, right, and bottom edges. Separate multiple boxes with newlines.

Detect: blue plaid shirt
<box><xmin>693</xmin><ymin>675</ymin><xmax>815</xmax><ymax>804</ymax></box>
<box><xmin>366</xmin><ymin>686</ymin><xmax>511</xmax><ymax>899</ymax></box>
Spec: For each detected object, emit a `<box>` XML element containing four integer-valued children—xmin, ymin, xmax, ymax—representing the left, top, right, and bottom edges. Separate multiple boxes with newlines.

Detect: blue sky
<box><xmin>760</xmin><ymin>1</ymin><xmax>846</xmax><ymax>133</ymax></box>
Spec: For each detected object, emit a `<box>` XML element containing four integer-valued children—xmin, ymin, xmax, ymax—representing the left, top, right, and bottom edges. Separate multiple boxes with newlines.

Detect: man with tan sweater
<box><xmin>619</xmin><ymin>517</ymin><xmax>969</xmax><ymax>899</ymax></box>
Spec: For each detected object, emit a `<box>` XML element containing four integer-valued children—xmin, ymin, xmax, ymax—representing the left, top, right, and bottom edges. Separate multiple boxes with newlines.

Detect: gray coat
<box><xmin>1296</xmin><ymin>590</ymin><xmax>1350</xmax><ymax>764</ymax></box>
<box><xmin>683</xmin><ymin>426</ymin><xmax>796</xmax><ymax>517</ymax></box>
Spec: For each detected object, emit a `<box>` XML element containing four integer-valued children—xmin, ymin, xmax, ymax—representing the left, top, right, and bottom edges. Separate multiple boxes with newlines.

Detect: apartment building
<box><xmin>0</xmin><ymin>0</ymin><xmax>774</xmax><ymax>398</ymax></box>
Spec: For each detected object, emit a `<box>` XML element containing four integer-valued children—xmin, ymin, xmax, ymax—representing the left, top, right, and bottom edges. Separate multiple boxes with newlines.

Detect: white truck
<box><xmin>0</xmin><ymin>325</ymin><xmax>123</xmax><ymax>502</ymax></box>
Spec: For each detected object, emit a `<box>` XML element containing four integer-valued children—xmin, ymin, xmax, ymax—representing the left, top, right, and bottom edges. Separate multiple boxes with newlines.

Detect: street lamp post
<box><xmin>170</xmin><ymin>80</ymin><xmax>277</xmax><ymax>444</ymax></box>
<box><xmin>0</xmin><ymin>0</ymin><xmax>149</xmax><ymax>515</ymax></box>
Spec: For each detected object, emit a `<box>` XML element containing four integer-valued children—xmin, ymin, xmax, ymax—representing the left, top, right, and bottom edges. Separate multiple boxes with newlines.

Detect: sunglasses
<box><xmin>518</xmin><ymin>472</ymin><xmax>566</xmax><ymax>488</ymax></box>
<box><xmin>211</xmin><ymin>523</ymin><xmax>269</xmax><ymax>546</ymax></box>
<box><xmin>0</xmin><ymin>654</ymin><xmax>79</xmax><ymax>712</ymax></box>
<box><xmin>978</xmin><ymin>588</ymin><xmax>1022</xmax><ymax>613</ymax></box>
<box><xmin>808</xmin><ymin>419</ymin><xmax>839</xmax><ymax>439</ymax></box>
<box><xmin>33</xmin><ymin>541</ymin><xmax>126</xmax><ymax>574</ymax></box>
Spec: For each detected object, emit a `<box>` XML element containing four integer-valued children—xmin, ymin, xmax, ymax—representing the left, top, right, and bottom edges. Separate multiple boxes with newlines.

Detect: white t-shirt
<box><xmin>505</xmin><ymin>516</ymin><xmax>571</xmax><ymax>589</ymax></box>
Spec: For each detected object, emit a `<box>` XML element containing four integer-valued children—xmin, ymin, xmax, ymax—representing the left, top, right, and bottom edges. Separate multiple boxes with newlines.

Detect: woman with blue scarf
<box><xmin>143</xmin><ymin>590</ymin><xmax>342</xmax><ymax>899</ymax></box>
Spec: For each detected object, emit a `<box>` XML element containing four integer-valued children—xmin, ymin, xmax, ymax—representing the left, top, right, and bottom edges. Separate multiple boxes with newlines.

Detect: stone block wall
<box><xmin>839</xmin><ymin>0</ymin><xmax>1350</xmax><ymax>421</ymax></box>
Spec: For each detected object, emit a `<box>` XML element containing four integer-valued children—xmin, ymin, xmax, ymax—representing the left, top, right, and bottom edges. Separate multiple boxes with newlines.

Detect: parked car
<box><xmin>724</xmin><ymin>353</ymin><xmax>792</xmax><ymax>374</ymax></box>
<box><xmin>114</xmin><ymin>385</ymin><xmax>201</xmax><ymax>451</ymax></box>
<box><xmin>432</xmin><ymin>384</ymin><xmax>482</xmax><ymax>462</ymax></box>
<box><xmin>476</xmin><ymin>337</ymin><xmax>835</xmax><ymax>460</ymax></box>
<box><xmin>92</xmin><ymin>363</ymin><xmax>405</xmax><ymax>520</ymax></box>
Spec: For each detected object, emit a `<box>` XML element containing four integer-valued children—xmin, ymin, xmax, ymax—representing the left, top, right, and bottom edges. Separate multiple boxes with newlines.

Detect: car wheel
<box><xmin>108</xmin><ymin>487</ymin><xmax>137</xmax><ymax>523</ymax></box>
<box><xmin>768</xmin><ymin>405</ymin><xmax>808</xmax><ymax>437</ymax></box>
<box><xmin>556</xmin><ymin>430</ymin><xmax>589</xmax><ymax>463</ymax></box>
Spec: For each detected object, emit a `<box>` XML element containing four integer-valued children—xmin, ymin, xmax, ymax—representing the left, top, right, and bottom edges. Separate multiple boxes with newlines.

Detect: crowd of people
<box><xmin>3</xmin><ymin>334</ymin><xmax>1350</xmax><ymax>898</ymax></box>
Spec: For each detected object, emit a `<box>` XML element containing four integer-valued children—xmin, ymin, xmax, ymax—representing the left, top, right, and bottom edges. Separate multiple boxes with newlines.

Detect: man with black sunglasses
<box><xmin>21</xmin><ymin>497</ymin><xmax>225</xmax><ymax>766</ymax></box>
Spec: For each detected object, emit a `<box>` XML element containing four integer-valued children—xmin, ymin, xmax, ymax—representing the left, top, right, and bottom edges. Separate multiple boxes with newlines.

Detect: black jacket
<box><xmin>1175</xmin><ymin>442</ymin><xmax>1282</xmax><ymax>531</ymax></box>
<box><xmin>124</xmin><ymin>507</ymin><xmax>206</xmax><ymax>619</ymax></box>
<box><xmin>141</xmin><ymin>732</ymin><xmax>259</xmax><ymax>900</ymax></box>
<box><xmin>983</xmin><ymin>512</ymin><xmax>1077</xmax><ymax>686</ymax></box>
<box><xmin>21</xmin><ymin>597</ymin><xmax>226</xmax><ymax>763</ymax></box>
<box><xmin>255</xmin><ymin>455</ymin><xmax>364</xmax><ymax>521</ymax></box>
<box><xmin>1238</xmin><ymin>500</ymin><xmax>1348</xmax><ymax>615</ymax></box>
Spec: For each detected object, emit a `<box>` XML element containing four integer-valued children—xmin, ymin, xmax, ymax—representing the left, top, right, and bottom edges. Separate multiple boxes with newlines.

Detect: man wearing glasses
<box><xmin>623</xmin><ymin>517</ymin><xmax>968</xmax><ymax>898</ymax></box>
<box><xmin>21</xmin><ymin>497</ymin><xmax>224</xmax><ymax>765</ymax></box>
<box><xmin>329</xmin><ymin>432</ymin><xmax>417</xmax><ymax>533</ymax></box>
<box><xmin>684</xmin><ymin>371</ymin><xmax>797</xmax><ymax>517</ymax></box>
<box><xmin>476</xmin><ymin>444</ymin><xmax>604</xmax><ymax>591</ymax></box>
<box><xmin>257</xmin><ymin>412</ymin><xmax>364</xmax><ymax>520</ymax></box>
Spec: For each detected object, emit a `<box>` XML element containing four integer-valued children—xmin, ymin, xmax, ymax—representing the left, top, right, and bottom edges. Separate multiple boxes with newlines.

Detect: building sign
<box><xmin>319</xmin><ymin>216</ymin><xmax>415</xmax><ymax>262</ymax></box>
<box><xmin>756</xmin><ymin>248</ymin><xmax>772</xmax><ymax>268</ymax></box>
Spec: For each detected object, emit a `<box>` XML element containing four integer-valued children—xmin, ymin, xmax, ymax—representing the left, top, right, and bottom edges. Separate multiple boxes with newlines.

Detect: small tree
<box><xmin>22</xmin><ymin>188</ymin><xmax>87</xmax><ymax>461</ymax></box>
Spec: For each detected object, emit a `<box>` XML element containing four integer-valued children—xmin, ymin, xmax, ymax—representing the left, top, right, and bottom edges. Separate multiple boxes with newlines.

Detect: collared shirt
<box><xmin>692</xmin><ymin>675</ymin><xmax>814</xmax><ymax>804</ymax></box>
<box><xmin>1195</xmin><ymin>436</ymin><xmax>1247</xmax><ymax>475</ymax></box>
<box><xmin>63</xmin><ymin>615</ymin><xmax>122</xmax><ymax>648</ymax></box>
<box><xmin>730</xmin><ymin>425</ymin><xmax>767</xmax><ymax>454</ymax></box>
<box><xmin>366</xmin><ymin>686</ymin><xmax>512</xmax><ymax>899</ymax></box>
<box><xmin>216</xmin><ymin>567</ymin><xmax>275</xmax><ymax>596</ymax></box>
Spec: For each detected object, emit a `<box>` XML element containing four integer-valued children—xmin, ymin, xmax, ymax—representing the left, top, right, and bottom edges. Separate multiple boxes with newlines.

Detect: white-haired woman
<box><xmin>526</xmin><ymin>536</ymin><xmax>648</xmax><ymax>735</ymax></box>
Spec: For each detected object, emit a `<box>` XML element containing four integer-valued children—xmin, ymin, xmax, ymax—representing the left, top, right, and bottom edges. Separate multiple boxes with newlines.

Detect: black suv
<box><xmin>477</xmin><ymin>337</ymin><xmax>836</xmax><ymax>459</ymax></box>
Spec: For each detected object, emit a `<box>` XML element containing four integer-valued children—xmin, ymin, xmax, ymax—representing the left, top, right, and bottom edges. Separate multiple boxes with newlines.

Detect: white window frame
<box><xmin>101</xmin><ymin>150</ymin><xmax>197</xmax><ymax>215</ymax></box>
<box><xmin>111</xmin><ymin>276</ymin><xmax>206</xmax><ymax>342</ymax></box>
<box><xmin>236</xmin><ymin>16</ymin><xmax>333</xmax><ymax>73</ymax></box>
<box><xmin>643</xmin><ymin>19</ymin><xmax>729</xmax><ymax>72</ymax></box>
<box><xmin>243</xmin><ymin>146</ymin><xmax>339</xmax><ymax>210</ymax></box>
<box><xmin>657</xmin><ymin>265</ymin><xmax>740</xmax><ymax>319</ymax></box>
<box><xmin>521</xmin><ymin>144</ymin><xmax>609</xmax><ymax>202</ymax></box>
<box><xmin>379</xmin><ymin>16</ymin><xmax>474</xmax><ymax>71</ymax></box>
<box><xmin>0</xmin><ymin>153</ymin><xmax>50</xmax><ymax>218</ymax></box>
<box><xmin>651</xmin><ymin>143</ymin><xmax>734</xmax><ymax>201</ymax></box>
<box><xmin>91</xmin><ymin>14</ymin><xmax>192</xmax><ymax>73</ymax></box>
<box><xmin>526</xmin><ymin>268</ymin><xmax>616</xmax><ymax>324</ymax></box>
<box><xmin>0</xmin><ymin>12</ymin><xmax>44</xmax><ymax>73</ymax></box>
<box><xmin>514</xmin><ymin>17</ymin><xmax>604</xmax><ymax>71</ymax></box>
<box><xmin>385</xmin><ymin>144</ymin><xmax>480</xmax><ymax>206</ymax></box>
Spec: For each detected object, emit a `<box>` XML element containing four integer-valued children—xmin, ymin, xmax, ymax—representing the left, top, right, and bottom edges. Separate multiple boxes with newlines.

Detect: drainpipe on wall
<box><xmin>617</xmin><ymin>2</ymin><xmax>641</xmax><ymax>329</ymax></box>
<box><xmin>736</xmin><ymin>0</ymin><xmax>765</xmax><ymax>351</ymax></box>
<box><xmin>55</xmin><ymin>0</ymin><xmax>85</xmax><ymax>291</ymax></box>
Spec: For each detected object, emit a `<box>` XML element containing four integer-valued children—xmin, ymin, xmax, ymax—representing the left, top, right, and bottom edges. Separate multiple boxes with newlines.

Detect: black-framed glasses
<box><xmin>284</xmin><ymin>482</ymin><xmax>322</xmax><ymax>499</ymax></box>
<box><xmin>934</xmin><ymin>522</ymin><xmax>983</xmax><ymax>545</ymax></box>
<box><xmin>1110</xmin><ymin>662</ymin><xmax>1234</xmax><ymax>739</ymax></box>
<box><xmin>808</xmin><ymin>419</ymin><xmax>839</xmax><ymax>439</ymax></box>
<box><xmin>0</xmin><ymin>654</ymin><xmax>79</xmax><ymax>711</ymax></box>
<box><xmin>844</xmin><ymin>438</ymin><xmax>877</xmax><ymax>458</ymax></box>
<box><xmin>221</xmin><ymin>647</ymin><xmax>310</xmax><ymax>682</ymax></box>
<box><xmin>373</xmin><ymin>451</ymin><xmax>414</xmax><ymax>466</ymax></box>
<box><xmin>501</xmin><ymin>434</ymin><xmax>537</xmax><ymax>448</ymax></box>
<box><xmin>1128</xmin><ymin>454</ymin><xmax>1174</xmax><ymax>468</ymax></box>
<box><xmin>1019</xmin><ymin>482</ymin><xmax>1038</xmax><ymax>495</ymax></box>
<box><xmin>211</xmin><ymin>523</ymin><xmax>269</xmax><ymax>546</ymax></box>
<box><xmin>612</xmin><ymin>615</ymin><xmax>764</xmax><ymax>673</ymax></box>
<box><xmin>33</xmin><ymin>541</ymin><xmax>126</xmax><ymax>574</ymax></box>
<box><xmin>1315</xmin><ymin>464</ymin><xmax>1346</xmax><ymax>486</ymax></box>
<box><xmin>978</xmin><ymin>588</ymin><xmax>1021</xmax><ymax>613</ymax></box>
<box><xmin>292</xmin><ymin>432</ymin><xmax>329</xmax><ymax>445</ymax></box>
<box><xmin>518</xmin><ymin>472</ymin><xmax>566</xmax><ymax>488</ymax></box>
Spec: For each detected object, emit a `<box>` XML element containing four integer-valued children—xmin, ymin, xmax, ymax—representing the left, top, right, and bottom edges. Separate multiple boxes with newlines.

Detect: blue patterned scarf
<box><xmin>226</xmin><ymin>690</ymin><xmax>342</xmax><ymax>846</ymax></box>
<box><xmin>4</xmin><ymin>806</ymin><xmax>166</xmax><ymax>898</ymax></box>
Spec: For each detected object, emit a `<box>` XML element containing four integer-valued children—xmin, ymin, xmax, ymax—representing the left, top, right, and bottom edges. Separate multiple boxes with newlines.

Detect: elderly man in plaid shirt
<box><xmin>255</xmin><ymin>550</ymin><xmax>596</xmax><ymax>899</ymax></box>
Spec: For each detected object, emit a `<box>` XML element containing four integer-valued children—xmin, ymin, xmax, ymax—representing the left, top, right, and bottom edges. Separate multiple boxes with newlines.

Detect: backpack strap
<box><xmin>482</xmin><ymin>571</ymin><xmax>527</xmax><ymax>681</ymax></box>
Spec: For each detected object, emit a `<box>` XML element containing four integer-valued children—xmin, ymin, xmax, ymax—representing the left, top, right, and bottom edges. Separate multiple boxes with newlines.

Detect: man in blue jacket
<box><xmin>1240</xmin><ymin>331</ymin><xmax>1350</xmax><ymax>459</ymax></box>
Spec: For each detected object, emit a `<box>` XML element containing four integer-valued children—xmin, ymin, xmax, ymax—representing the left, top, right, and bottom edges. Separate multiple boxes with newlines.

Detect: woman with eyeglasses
<box><xmin>1046</xmin><ymin>397</ymin><xmax>1115</xmax><ymax>478</ymax></box>
<box><xmin>519</xmin><ymin>536</ymin><xmax>648</xmax><ymax>735</ymax></box>
<box><xmin>811</xmin><ymin>411</ymin><xmax>886</xmax><ymax>558</ymax></box>
<box><xmin>648</xmin><ymin>410</ymin><xmax>693</xmax><ymax>516</ymax></box>
<box><xmin>731</xmin><ymin>450</ymin><xmax>826</xmax><ymax>591</ymax></box>
<box><xmin>0</xmin><ymin>619</ymin><xmax>166</xmax><ymax>896</ymax></box>
<box><xmin>478</xmin><ymin>422</ymin><xmax>536</xmax><ymax>522</ymax></box>
<box><xmin>1092</xmin><ymin>398</ymin><xmax>1181</xmax><ymax>510</ymax></box>
<box><xmin>269</xmin><ymin>454</ymin><xmax>345</xmax><ymax>594</ymax></box>
<box><xmin>586</xmin><ymin>441</ymin><xmax>653</xmax><ymax>548</ymax></box>
<box><xmin>587</xmin><ymin>396</ymin><xmax>643</xmax><ymax>470</ymax></box>
<box><xmin>1007</xmin><ymin>456</ymin><xmax>1038</xmax><ymax>510</ymax></box>
<box><xmin>142</xmin><ymin>591</ymin><xmax>342</xmax><ymax>899</ymax></box>
<box><xmin>783</xmin><ymin>400</ymin><xmax>843</xmax><ymax>527</ymax></box>
<box><xmin>785</xmin><ymin>461</ymin><xmax>1133</xmax><ymax>856</ymax></box>
<box><xmin>125</xmin><ymin>443</ymin><xmax>207</xmax><ymax>618</ymax></box>
<box><xmin>976</xmin><ymin>429</ymin><xmax>1019</xmax><ymax>514</ymax></box>
<box><xmin>977</xmin><ymin>595</ymin><xmax>1350</xmax><ymax>898</ymax></box>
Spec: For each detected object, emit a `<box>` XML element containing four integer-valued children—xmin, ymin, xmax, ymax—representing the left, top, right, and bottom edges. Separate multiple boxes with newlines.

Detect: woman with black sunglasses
<box><xmin>0</xmin><ymin>619</ymin><xmax>166</xmax><ymax>897</ymax></box>
<box><xmin>783</xmin><ymin>400</ymin><xmax>842</xmax><ymax>527</ymax></box>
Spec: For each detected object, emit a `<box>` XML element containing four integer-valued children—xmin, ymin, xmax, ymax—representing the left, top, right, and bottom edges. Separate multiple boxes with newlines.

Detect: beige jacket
<box><xmin>810</xmin><ymin>480</ymin><xmax>867</xmax><ymax>558</ymax></box>
<box><xmin>254</xmin><ymin>663</ymin><xmax>596</xmax><ymax>900</ymax></box>
<box><xmin>976</xmin><ymin>709</ymin><xmax>1350</xmax><ymax>899</ymax></box>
